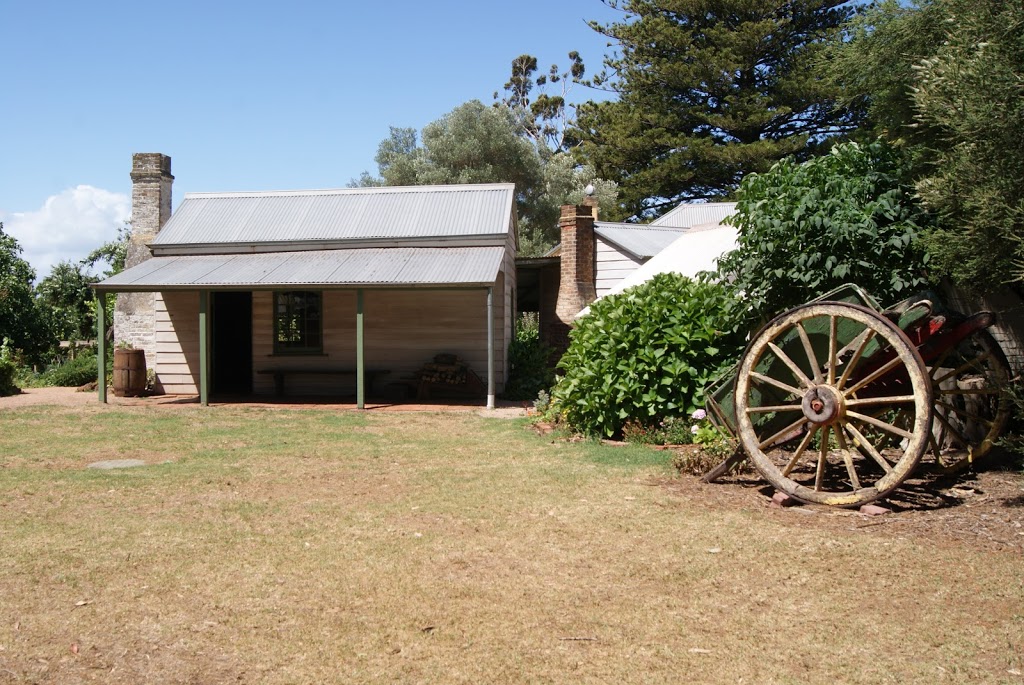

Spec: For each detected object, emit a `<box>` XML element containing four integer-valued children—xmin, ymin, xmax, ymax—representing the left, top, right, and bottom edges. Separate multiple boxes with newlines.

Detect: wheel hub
<box><xmin>801</xmin><ymin>385</ymin><xmax>844</xmax><ymax>425</ymax></box>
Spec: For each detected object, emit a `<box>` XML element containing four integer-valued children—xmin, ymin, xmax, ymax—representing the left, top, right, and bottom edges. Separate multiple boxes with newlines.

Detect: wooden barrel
<box><xmin>113</xmin><ymin>348</ymin><xmax>147</xmax><ymax>397</ymax></box>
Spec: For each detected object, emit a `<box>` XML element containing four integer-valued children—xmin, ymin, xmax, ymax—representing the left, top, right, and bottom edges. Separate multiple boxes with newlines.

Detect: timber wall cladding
<box><xmin>154</xmin><ymin>292</ymin><xmax>200</xmax><ymax>394</ymax></box>
<box><xmin>251</xmin><ymin>286</ymin><xmax>506</xmax><ymax>397</ymax></box>
<box><xmin>595</xmin><ymin>238</ymin><xmax>642</xmax><ymax>297</ymax></box>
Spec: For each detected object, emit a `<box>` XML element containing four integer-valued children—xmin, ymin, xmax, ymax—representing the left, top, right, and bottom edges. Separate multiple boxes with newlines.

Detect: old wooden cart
<box><xmin>703</xmin><ymin>285</ymin><xmax>1012</xmax><ymax>507</ymax></box>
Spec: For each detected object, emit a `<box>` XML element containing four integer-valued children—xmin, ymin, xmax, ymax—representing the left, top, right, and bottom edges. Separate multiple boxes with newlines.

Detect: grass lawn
<box><xmin>1</xmin><ymin>402</ymin><xmax>1022</xmax><ymax>684</ymax></box>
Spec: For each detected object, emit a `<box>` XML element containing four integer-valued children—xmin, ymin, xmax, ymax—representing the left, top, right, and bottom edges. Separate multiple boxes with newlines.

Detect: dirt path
<box><xmin>0</xmin><ymin>386</ymin><xmax>528</xmax><ymax>416</ymax></box>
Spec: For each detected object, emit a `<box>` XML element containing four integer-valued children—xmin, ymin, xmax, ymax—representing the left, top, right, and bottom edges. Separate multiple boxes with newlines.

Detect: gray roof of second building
<box><xmin>650</xmin><ymin>202</ymin><xmax>737</xmax><ymax>229</ymax></box>
<box><xmin>594</xmin><ymin>222</ymin><xmax>688</xmax><ymax>259</ymax></box>
<box><xmin>94</xmin><ymin>246</ymin><xmax>505</xmax><ymax>291</ymax></box>
<box><xmin>152</xmin><ymin>183</ymin><xmax>516</xmax><ymax>248</ymax></box>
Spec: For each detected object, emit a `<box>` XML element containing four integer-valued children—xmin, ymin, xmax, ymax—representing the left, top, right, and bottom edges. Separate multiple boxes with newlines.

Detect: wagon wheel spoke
<box><xmin>749</xmin><ymin>371</ymin><xmax>804</xmax><ymax>399</ymax></box>
<box><xmin>783</xmin><ymin>426</ymin><xmax>819</xmax><ymax>478</ymax></box>
<box><xmin>931</xmin><ymin>351</ymin><xmax>996</xmax><ymax>387</ymax></box>
<box><xmin>837</xmin><ymin>328</ymin><xmax>877</xmax><ymax>391</ymax></box>
<box><xmin>767</xmin><ymin>342</ymin><xmax>814</xmax><ymax>389</ymax></box>
<box><xmin>832</xmin><ymin>427</ymin><xmax>861</xmax><ymax>489</ymax></box>
<box><xmin>931</xmin><ymin>408</ymin><xmax>973</xmax><ymax>448</ymax></box>
<box><xmin>796</xmin><ymin>322</ymin><xmax>822</xmax><ymax>384</ymax></box>
<box><xmin>934</xmin><ymin>399</ymin><xmax>996</xmax><ymax>428</ymax></box>
<box><xmin>746</xmin><ymin>403</ymin><xmax>804</xmax><ymax>414</ymax></box>
<box><xmin>756</xmin><ymin>416</ymin><xmax>809</xmax><ymax>450</ymax></box>
<box><xmin>814</xmin><ymin>425</ymin><xmax>830</xmax><ymax>492</ymax></box>
<box><xmin>937</xmin><ymin>387</ymin><xmax>1003</xmax><ymax>397</ymax></box>
<box><xmin>843</xmin><ymin>422</ymin><xmax>894</xmax><ymax>474</ymax></box>
<box><xmin>844</xmin><ymin>355</ymin><xmax>906</xmax><ymax>397</ymax></box>
<box><xmin>846</xmin><ymin>410</ymin><xmax>914</xmax><ymax>441</ymax></box>
<box><xmin>845</xmin><ymin>395</ymin><xmax>917</xmax><ymax>408</ymax></box>
<box><xmin>928</xmin><ymin>345</ymin><xmax>956</xmax><ymax>375</ymax></box>
<box><xmin>827</xmin><ymin>315</ymin><xmax>838</xmax><ymax>385</ymax></box>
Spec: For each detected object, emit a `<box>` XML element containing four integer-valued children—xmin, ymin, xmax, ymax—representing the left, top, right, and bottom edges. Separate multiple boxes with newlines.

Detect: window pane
<box><xmin>274</xmin><ymin>291</ymin><xmax>322</xmax><ymax>353</ymax></box>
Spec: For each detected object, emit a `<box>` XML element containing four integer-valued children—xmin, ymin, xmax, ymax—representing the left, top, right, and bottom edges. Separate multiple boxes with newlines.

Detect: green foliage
<box><xmin>0</xmin><ymin>222</ymin><xmax>48</xmax><ymax>362</ymax></box>
<box><xmin>495</xmin><ymin>52</ymin><xmax>586</xmax><ymax>152</ymax></box>
<box><xmin>0</xmin><ymin>338</ymin><xmax>20</xmax><ymax>396</ymax></box>
<box><xmin>36</xmin><ymin>349</ymin><xmax>99</xmax><ymax>387</ymax></box>
<box><xmin>911</xmin><ymin>0</ymin><xmax>1024</xmax><ymax>290</ymax></box>
<box><xmin>358</xmin><ymin>100</ymin><xmax>618</xmax><ymax>256</ymax></box>
<box><xmin>622</xmin><ymin>415</ymin><xmax>695</xmax><ymax>446</ymax></box>
<box><xmin>83</xmin><ymin>221</ymin><xmax>130</xmax><ymax>278</ymax></box>
<box><xmin>825</xmin><ymin>0</ymin><xmax>1024</xmax><ymax>290</ymax></box>
<box><xmin>35</xmin><ymin>260</ymin><xmax>98</xmax><ymax>343</ymax></box>
<box><xmin>552</xmin><ymin>273</ymin><xmax>746</xmax><ymax>437</ymax></box>
<box><xmin>822</xmin><ymin>0</ymin><xmax>948</xmax><ymax>146</ymax></box>
<box><xmin>502</xmin><ymin>313</ymin><xmax>556</xmax><ymax>402</ymax></box>
<box><xmin>572</xmin><ymin>0</ymin><xmax>858</xmax><ymax>220</ymax></box>
<box><xmin>717</xmin><ymin>140</ymin><xmax>931</xmax><ymax>324</ymax></box>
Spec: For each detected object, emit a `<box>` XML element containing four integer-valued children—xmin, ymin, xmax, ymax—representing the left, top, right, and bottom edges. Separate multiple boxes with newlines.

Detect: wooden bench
<box><xmin>257</xmin><ymin>367</ymin><xmax>390</xmax><ymax>397</ymax></box>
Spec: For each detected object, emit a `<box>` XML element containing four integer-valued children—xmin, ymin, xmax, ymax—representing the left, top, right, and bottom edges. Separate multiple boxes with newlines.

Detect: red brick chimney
<box><xmin>554</xmin><ymin>203</ymin><xmax>598</xmax><ymax>334</ymax></box>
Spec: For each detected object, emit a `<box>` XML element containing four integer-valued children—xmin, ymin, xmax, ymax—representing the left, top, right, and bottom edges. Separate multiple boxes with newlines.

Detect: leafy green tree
<box><xmin>824</xmin><ymin>0</ymin><xmax>1024</xmax><ymax>290</ymax></box>
<box><xmin>495</xmin><ymin>52</ymin><xmax>586</xmax><ymax>152</ymax></box>
<box><xmin>572</xmin><ymin>0</ymin><xmax>859</xmax><ymax>220</ymax></box>
<box><xmin>716</xmin><ymin>140</ymin><xmax>931</xmax><ymax>324</ymax></box>
<box><xmin>83</xmin><ymin>221</ymin><xmax>130</xmax><ymax>278</ymax></box>
<box><xmin>359</xmin><ymin>100</ymin><xmax>618</xmax><ymax>255</ymax></box>
<box><xmin>36</xmin><ymin>260</ymin><xmax>98</xmax><ymax>344</ymax></box>
<box><xmin>822</xmin><ymin>0</ymin><xmax>948</xmax><ymax>145</ymax></box>
<box><xmin>0</xmin><ymin>222</ymin><xmax>48</xmax><ymax>361</ymax></box>
<box><xmin>910</xmin><ymin>0</ymin><xmax>1024</xmax><ymax>290</ymax></box>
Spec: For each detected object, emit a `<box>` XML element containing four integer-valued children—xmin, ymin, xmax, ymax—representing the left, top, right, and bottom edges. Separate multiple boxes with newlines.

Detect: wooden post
<box><xmin>97</xmin><ymin>292</ymin><xmax>107</xmax><ymax>404</ymax></box>
<box><xmin>487</xmin><ymin>286</ymin><xmax>495</xmax><ymax>410</ymax></box>
<box><xmin>356</xmin><ymin>288</ymin><xmax>365</xmax><ymax>410</ymax></box>
<box><xmin>199</xmin><ymin>289</ymin><xmax>209</xmax><ymax>406</ymax></box>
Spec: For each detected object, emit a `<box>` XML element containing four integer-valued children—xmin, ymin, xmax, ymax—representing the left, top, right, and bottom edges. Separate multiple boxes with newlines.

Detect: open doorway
<box><xmin>212</xmin><ymin>291</ymin><xmax>253</xmax><ymax>395</ymax></box>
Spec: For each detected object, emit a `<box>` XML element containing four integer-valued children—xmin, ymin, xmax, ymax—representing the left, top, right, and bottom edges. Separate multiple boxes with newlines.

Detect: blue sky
<box><xmin>0</xmin><ymin>0</ymin><xmax>622</xmax><ymax>279</ymax></box>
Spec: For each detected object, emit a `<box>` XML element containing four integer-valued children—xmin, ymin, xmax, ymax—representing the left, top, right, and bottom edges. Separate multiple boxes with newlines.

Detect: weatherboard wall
<box><xmin>595</xmin><ymin>237</ymin><xmax>644</xmax><ymax>297</ymax></box>
<box><xmin>149</xmin><ymin>282</ymin><xmax>510</xmax><ymax>398</ymax></box>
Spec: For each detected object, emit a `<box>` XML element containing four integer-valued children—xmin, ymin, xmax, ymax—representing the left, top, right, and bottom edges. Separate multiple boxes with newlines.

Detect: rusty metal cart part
<box><xmin>734</xmin><ymin>302</ymin><xmax>933</xmax><ymax>507</ymax></box>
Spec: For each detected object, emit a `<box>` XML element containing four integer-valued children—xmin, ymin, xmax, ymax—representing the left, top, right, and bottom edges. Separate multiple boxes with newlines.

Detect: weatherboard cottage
<box><xmin>93</xmin><ymin>153</ymin><xmax>517</xmax><ymax>408</ymax></box>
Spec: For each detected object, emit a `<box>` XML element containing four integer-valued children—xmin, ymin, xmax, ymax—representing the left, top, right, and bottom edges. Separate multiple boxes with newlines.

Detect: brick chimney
<box><xmin>549</xmin><ymin>203</ymin><xmax>597</xmax><ymax>350</ymax></box>
<box><xmin>114</xmin><ymin>153</ymin><xmax>173</xmax><ymax>366</ymax></box>
<box><xmin>125</xmin><ymin>153</ymin><xmax>173</xmax><ymax>269</ymax></box>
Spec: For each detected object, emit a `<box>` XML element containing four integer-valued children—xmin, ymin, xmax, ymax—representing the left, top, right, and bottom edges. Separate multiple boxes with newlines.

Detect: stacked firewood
<box><xmin>418</xmin><ymin>353</ymin><xmax>468</xmax><ymax>385</ymax></box>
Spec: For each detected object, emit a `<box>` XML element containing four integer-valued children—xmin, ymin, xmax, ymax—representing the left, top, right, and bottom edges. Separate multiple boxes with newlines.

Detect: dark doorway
<box><xmin>212</xmin><ymin>291</ymin><xmax>253</xmax><ymax>395</ymax></box>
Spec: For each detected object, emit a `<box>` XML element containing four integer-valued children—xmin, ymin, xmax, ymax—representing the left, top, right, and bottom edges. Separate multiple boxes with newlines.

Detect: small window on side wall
<box><xmin>274</xmin><ymin>291</ymin><xmax>322</xmax><ymax>354</ymax></box>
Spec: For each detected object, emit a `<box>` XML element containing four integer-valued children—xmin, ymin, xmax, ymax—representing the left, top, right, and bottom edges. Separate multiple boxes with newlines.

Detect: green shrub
<box><xmin>0</xmin><ymin>338</ymin><xmax>18</xmax><ymax>396</ymax></box>
<box><xmin>551</xmin><ymin>273</ymin><xmax>746</xmax><ymax>437</ymax></box>
<box><xmin>503</xmin><ymin>313</ymin><xmax>556</xmax><ymax>401</ymax></box>
<box><xmin>38</xmin><ymin>349</ymin><xmax>99</xmax><ymax>387</ymax></box>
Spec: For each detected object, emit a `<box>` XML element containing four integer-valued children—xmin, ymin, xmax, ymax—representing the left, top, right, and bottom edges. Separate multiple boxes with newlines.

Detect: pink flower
<box><xmin>691</xmin><ymin>409</ymin><xmax>707</xmax><ymax>421</ymax></box>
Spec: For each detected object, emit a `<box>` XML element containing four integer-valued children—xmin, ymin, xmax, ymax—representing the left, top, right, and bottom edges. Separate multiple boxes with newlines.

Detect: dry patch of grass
<box><xmin>0</xmin><ymin>403</ymin><xmax>1022</xmax><ymax>684</ymax></box>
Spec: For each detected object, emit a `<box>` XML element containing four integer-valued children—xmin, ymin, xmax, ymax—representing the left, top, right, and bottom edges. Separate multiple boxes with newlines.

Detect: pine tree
<box><xmin>572</xmin><ymin>0</ymin><xmax>858</xmax><ymax>220</ymax></box>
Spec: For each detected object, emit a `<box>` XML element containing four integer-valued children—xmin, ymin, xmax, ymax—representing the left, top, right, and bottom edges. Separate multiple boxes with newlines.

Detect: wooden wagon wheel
<box><xmin>735</xmin><ymin>302</ymin><xmax>933</xmax><ymax>507</ymax></box>
<box><xmin>924</xmin><ymin>329</ymin><xmax>1011</xmax><ymax>474</ymax></box>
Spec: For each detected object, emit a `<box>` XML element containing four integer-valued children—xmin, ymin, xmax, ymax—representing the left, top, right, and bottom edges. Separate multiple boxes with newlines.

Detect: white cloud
<box><xmin>0</xmin><ymin>185</ymin><xmax>130</xmax><ymax>281</ymax></box>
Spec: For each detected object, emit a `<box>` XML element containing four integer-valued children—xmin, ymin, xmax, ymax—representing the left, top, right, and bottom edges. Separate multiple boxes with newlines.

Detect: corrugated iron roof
<box><xmin>152</xmin><ymin>183</ymin><xmax>516</xmax><ymax>248</ymax></box>
<box><xmin>650</xmin><ymin>202</ymin><xmax>737</xmax><ymax>229</ymax></box>
<box><xmin>94</xmin><ymin>246</ymin><xmax>505</xmax><ymax>291</ymax></box>
<box><xmin>594</xmin><ymin>222</ymin><xmax>688</xmax><ymax>259</ymax></box>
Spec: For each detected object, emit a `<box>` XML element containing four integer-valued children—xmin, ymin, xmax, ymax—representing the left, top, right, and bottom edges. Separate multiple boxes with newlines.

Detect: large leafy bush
<box><xmin>551</xmin><ymin>273</ymin><xmax>746</xmax><ymax>437</ymax></box>
<box><xmin>37</xmin><ymin>349</ymin><xmax>99</xmax><ymax>387</ymax></box>
<box><xmin>717</xmin><ymin>140</ymin><xmax>931</xmax><ymax>324</ymax></box>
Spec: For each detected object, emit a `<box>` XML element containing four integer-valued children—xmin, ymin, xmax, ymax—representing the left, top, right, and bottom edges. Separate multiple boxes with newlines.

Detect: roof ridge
<box><xmin>182</xmin><ymin>183</ymin><xmax>516</xmax><ymax>200</ymax></box>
